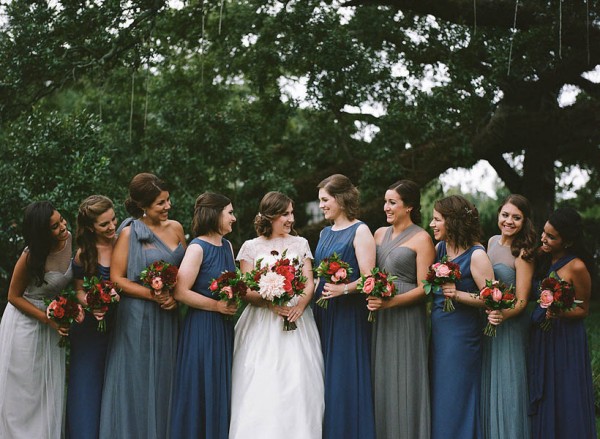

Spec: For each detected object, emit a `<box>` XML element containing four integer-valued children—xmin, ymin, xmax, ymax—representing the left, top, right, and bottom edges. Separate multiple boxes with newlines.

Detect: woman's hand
<box><xmin>157</xmin><ymin>293</ymin><xmax>177</xmax><ymax>311</ymax></box>
<box><xmin>366</xmin><ymin>296</ymin><xmax>385</xmax><ymax>311</ymax></box>
<box><xmin>48</xmin><ymin>320</ymin><xmax>70</xmax><ymax>336</ymax></box>
<box><xmin>320</xmin><ymin>282</ymin><xmax>346</xmax><ymax>300</ymax></box>
<box><xmin>441</xmin><ymin>282</ymin><xmax>458</xmax><ymax>299</ymax></box>
<box><xmin>215</xmin><ymin>300</ymin><xmax>238</xmax><ymax>316</ymax></box>
<box><xmin>91</xmin><ymin>308</ymin><xmax>107</xmax><ymax>321</ymax></box>
<box><xmin>486</xmin><ymin>309</ymin><xmax>504</xmax><ymax>326</ymax></box>
<box><xmin>286</xmin><ymin>304</ymin><xmax>306</xmax><ymax>323</ymax></box>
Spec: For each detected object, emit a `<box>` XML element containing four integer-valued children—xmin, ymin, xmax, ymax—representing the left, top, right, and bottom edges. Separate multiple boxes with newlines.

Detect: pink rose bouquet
<box><xmin>357</xmin><ymin>267</ymin><xmax>397</xmax><ymax>322</ymax></box>
<box><xmin>140</xmin><ymin>260</ymin><xmax>179</xmax><ymax>298</ymax></box>
<box><xmin>478</xmin><ymin>279</ymin><xmax>516</xmax><ymax>337</ymax></box>
<box><xmin>314</xmin><ymin>252</ymin><xmax>353</xmax><ymax>309</ymax></box>
<box><xmin>537</xmin><ymin>271</ymin><xmax>580</xmax><ymax>331</ymax></box>
<box><xmin>245</xmin><ymin>250</ymin><xmax>307</xmax><ymax>331</ymax></box>
<box><xmin>45</xmin><ymin>288</ymin><xmax>85</xmax><ymax>347</ymax></box>
<box><xmin>209</xmin><ymin>269</ymin><xmax>248</xmax><ymax>318</ymax></box>
<box><xmin>82</xmin><ymin>276</ymin><xmax>121</xmax><ymax>332</ymax></box>
<box><xmin>422</xmin><ymin>256</ymin><xmax>462</xmax><ymax>312</ymax></box>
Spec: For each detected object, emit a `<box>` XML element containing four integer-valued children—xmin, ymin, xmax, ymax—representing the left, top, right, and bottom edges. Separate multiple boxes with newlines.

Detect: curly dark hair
<box><xmin>317</xmin><ymin>174</ymin><xmax>360</xmax><ymax>221</ymax></box>
<box><xmin>497</xmin><ymin>194</ymin><xmax>536</xmax><ymax>262</ymax></box>
<box><xmin>254</xmin><ymin>192</ymin><xmax>296</xmax><ymax>237</ymax></box>
<box><xmin>434</xmin><ymin>195</ymin><xmax>481</xmax><ymax>249</ymax></box>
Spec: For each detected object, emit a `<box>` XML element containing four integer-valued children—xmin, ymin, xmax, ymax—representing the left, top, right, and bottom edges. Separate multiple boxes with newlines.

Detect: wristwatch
<box><xmin>343</xmin><ymin>284</ymin><xmax>349</xmax><ymax>295</ymax></box>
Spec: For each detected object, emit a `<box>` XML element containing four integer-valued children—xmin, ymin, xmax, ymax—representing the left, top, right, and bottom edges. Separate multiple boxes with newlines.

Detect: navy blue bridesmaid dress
<box><xmin>313</xmin><ymin>222</ymin><xmax>376</xmax><ymax>439</ymax></box>
<box><xmin>430</xmin><ymin>241</ymin><xmax>484</xmax><ymax>439</ymax></box>
<box><xmin>170</xmin><ymin>237</ymin><xmax>236</xmax><ymax>439</ymax></box>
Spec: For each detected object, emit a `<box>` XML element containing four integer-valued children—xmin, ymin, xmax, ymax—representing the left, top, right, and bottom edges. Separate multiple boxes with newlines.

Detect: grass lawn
<box><xmin>585</xmin><ymin>300</ymin><xmax>600</xmax><ymax>431</ymax></box>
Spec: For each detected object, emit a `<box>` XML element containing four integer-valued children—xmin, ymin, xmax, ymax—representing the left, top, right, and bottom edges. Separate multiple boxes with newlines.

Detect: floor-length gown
<box><xmin>99</xmin><ymin>219</ymin><xmax>184</xmax><ymax>439</ymax></box>
<box><xmin>480</xmin><ymin>235</ymin><xmax>530</xmax><ymax>439</ymax></box>
<box><xmin>229</xmin><ymin>235</ymin><xmax>324</xmax><ymax>439</ymax></box>
<box><xmin>313</xmin><ymin>222</ymin><xmax>375</xmax><ymax>439</ymax></box>
<box><xmin>430</xmin><ymin>241</ymin><xmax>483</xmax><ymax>439</ymax></box>
<box><xmin>0</xmin><ymin>235</ymin><xmax>73</xmax><ymax>438</ymax></box>
<box><xmin>372</xmin><ymin>225</ymin><xmax>430</xmax><ymax>439</ymax></box>
<box><xmin>170</xmin><ymin>237</ymin><xmax>236</xmax><ymax>439</ymax></box>
<box><xmin>528</xmin><ymin>255</ymin><xmax>597</xmax><ymax>439</ymax></box>
<box><xmin>66</xmin><ymin>263</ymin><xmax>111</xmax><ymax>439</ymax></box>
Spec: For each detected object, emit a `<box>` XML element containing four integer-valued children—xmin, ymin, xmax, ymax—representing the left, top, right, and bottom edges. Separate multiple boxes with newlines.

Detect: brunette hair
<box><xmin>317</xmin><ymin>174</ymin><xmax>360</xmax><ymax>221</ymax></box>
<box><xmin>124</xmin><ymin>173</ymin><xmax>169</xmax><ymax>218</ymax></box>
<box><xmin>388</xmin><ymin>180</ymin><xmax>422</xmax><ymax>224</ymax></box>
<box><xmin>192</xmin><ymin>192</ymin><xmax>232</xmax><ymax>236</ymax></box>
<box><xmin>497</xmin><ymin>194</ymin><xmax>536</xmax><ymax>262</ymax></box>
<box><xmin>434</xmin><ymin>195</ymin><xmax>481</xmax><ymax>249</ymax></box>
<box><xmin>76</xmin><ymin>195</ymin><xmax>115</xmax><ymax>276</ymax></box>
<box><xmin>23</xmin><ymin>201</ymin><xmax>57</xmax><ymax>286</ymax></box>
<box><xmin>254</xmin><ymin>192</ymin><xmax>295</xmax><ymax>238</ymax></box>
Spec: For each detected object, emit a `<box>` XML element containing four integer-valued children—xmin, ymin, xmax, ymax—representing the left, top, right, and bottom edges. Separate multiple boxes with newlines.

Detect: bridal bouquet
<box><xmin>537</xmin><ymin>271</ymin><xmax>580</xmax><ymax>331</ymax></box>
<box><xmin>245</xmin><ymin>250</ymin><xmax>307</xmax><ymax>331</ymax></box>
<box><xmin>422</xmin><ymin>256</ymin><xmax>462</xmax><ymax>312</ymax></box>
<box><xmin>209</xmin><ymin>269</ymin><xmax>248</xmax><ymax>314</ymax></box>
<box><xmin>45</xmin><ymin>288</ymin><xmax>85</xmax><ymax>347</ymax></box>
<box><xmin>82</xmin><ymin>276</ymin><xmax>121</xmax><ymax>332</ymax></box>
<box><xmin>478</xmin><ymin>279</ymin><xmax>516</xmax><ymax>337</ymax></box>
<box><xmin>357</xmin><ymin>267</ymin><xmax>397</xmax><ymax>322</ymax></box>
<box><xmin>140</xmin><ymin>260</ymin><xmax>179</xmax><ymax>297</ymax></box>
<box><xmin>314</xmin><ymin>252</ymin><xmax>353</xmax><ymax>309</ymax></box>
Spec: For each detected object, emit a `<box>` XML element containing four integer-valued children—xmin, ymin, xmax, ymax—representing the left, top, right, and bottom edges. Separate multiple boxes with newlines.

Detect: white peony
<box><xmin>258</xmin><ymin>271</ymin><xmax>286</xmax><ymax>301</ymax></box>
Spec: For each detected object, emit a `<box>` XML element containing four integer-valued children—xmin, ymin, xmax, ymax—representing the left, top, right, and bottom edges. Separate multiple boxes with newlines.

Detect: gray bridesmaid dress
<box><xmin>371</xmin><ymin>225</ymin><xmax>430</xmax><ymax>439</ymax></box>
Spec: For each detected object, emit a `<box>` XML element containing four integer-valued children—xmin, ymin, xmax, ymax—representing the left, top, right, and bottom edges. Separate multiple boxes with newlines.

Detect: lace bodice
<box><xmin>237</xmin><ymin>235</ymin><xmax>313</xmax><ymax>268</ymax></box>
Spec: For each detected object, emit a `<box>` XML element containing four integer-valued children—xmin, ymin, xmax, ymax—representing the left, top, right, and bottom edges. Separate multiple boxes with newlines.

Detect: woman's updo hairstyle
<box><xmin>388</xmin><ymin>179</ymin><xmax>422</xmax><ymax>225</ymax></box>
<box><xmin>317</xmin><ymin>174</ymin><xmax>360</xmax><ymax>221</ymax></box>
<box><xmin>434</xmin><ymin>195</ymin><xmax>481</xmax><ymax>248</ymax></box>
<box><xmin>124</xmin><ymin>173</ymin><xmax>169</xmax><ymax>218</ymax></box>
<box><xmin>254</xmin><ymin>191</ymin><xmax>295</xmax><ymax>238</ymax></box>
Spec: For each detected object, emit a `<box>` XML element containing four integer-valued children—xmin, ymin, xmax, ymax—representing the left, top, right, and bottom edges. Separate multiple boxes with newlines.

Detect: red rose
<box><xmin>54</xmin><ymin>307</ymin><xmax>65</xmax><ymax>319</ymax></box>
<box><xmin>209</xmin><ymin>280</ymin><xmax>218</xmax><ymax>291</ymax></box>
<box><xmin>327</xmin><ymin>261</ymin><xmax>341</xmax><ymax>275</ymax></box>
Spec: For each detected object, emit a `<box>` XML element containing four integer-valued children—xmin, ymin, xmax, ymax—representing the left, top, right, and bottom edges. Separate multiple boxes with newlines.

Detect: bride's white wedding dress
<box><xmin>229</xmin><ymin>235</ymin><xmax>324</xmax><ymax>439</ymax></box>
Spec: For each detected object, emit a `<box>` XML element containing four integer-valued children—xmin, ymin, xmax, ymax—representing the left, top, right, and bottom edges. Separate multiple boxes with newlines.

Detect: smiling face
<box><xmin>384</xmin><ymin>189</ymin><xmax>411</xmax><ymax>225</ymax></box>
<box><xmin>540</xmin><ymin>221</ymin><xmax>566</xmax><ymax>256</ymax></box>
<box><xmin>49</xmin><ymin>210</ymin><xmax>69</xmax><ymax>242</ymax></box>
<box><xmin>219</xmin><ymin>203</ymin><xmax>236</xmax><ymax>235</ymax></box>
<box><xmin>498</xmin><ymin>202</ymin><xmax>524</xmax><ymax>242</ymax></box>
<box><xmin>145</xmin><ymin>191</ymin><xmax>171</xmax><ymax>222</ymax></box>
<box><xmin>271</xmin><ymin>203</ymin><xmax>294</xmax><ymax>237</ymax></box>
<box><xmin>429</xmin><ymin>209</ymin><xmax>446</xmax><ymax>241</ymax></box>
<box><xmin>92</xmin><ymin>208</ymin><xmax>117</xmax><ymax>243</ymax></box>
<box><xmin>318</xmin><ymin>188</ymin><xmax>343</xmax><ymax>222</ymax></box>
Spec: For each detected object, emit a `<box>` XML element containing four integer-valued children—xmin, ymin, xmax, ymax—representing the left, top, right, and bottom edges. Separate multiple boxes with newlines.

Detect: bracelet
<box><xmin>343</xmin><ymin>284</ymin><xmax>349</xmax><ymax>295</ymax></box>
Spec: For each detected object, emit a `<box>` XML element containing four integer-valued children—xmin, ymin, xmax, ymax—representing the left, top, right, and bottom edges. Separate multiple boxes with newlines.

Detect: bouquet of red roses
<box><xmin>209</xmin><ymin>269</ymin><xmax>248</xmax><ymax>316</ymax></box>
<box><xmin>140</xmin><ymin>260</ymin><xmax>179</xmax><ymax>298</ymax></box>
<box><xmin>45</xmin><ymin>288</ymin><xmax>85</xmax><ymax>347</ymax></box>
<box><xmin>537</xmin><ymin>271</ymin><xmax>580</xmax><ymax>331</ymax></box>
<box><xmin>478</xmin><ymin>279</ymin><xmax>516</xmax><ymax>337</ymax></box>
<box><xmin>357</xmin><ymin>267</ymin><xmax>397</xmax><ymax>322</ymax></box>
<box><xmin>314</xmin><ymin>252</ymin><xmax>353</xmax><ymax>309</ymax></box>
<box><xmin>82</xmin><ymin>276</ymin><xmax>121</xmax><ymax>332</ymax></box>
<box><xmin>422</xmin><ymin>256</ymin><xmax>462</xmax><ymax>312</ymax></box>
<box><xmin>245</xmin><ymin>250</ymin><xmax>307</xmax><ymax>331</ymax></box>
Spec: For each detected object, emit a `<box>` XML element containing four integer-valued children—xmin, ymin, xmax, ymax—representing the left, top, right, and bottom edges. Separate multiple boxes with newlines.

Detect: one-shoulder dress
<box><xmin>99</xmin><ymin>219</ymin><xmax>184</xmax><ymax>439</ymax></box>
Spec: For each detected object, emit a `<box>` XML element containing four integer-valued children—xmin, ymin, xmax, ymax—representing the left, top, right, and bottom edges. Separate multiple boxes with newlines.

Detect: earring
<box><xmin>143</xmin><ymin>209</ymin><xmax>147</xmax><ymax>217</ymax></box>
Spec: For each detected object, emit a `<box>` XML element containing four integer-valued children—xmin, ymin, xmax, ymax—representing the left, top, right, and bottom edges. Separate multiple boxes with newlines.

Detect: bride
<box><xmin>229</xmin><ymin>192</ymin><xmax>324</xmax><ymax>439</ymax></box>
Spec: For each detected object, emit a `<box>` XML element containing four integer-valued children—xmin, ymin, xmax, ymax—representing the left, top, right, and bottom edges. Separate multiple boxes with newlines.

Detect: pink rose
<box><xmin>434</xmin><ymin>264</ymin><xmax>451</xmax><ymax>278</ymax></box>
<box><xmin>209</xmin><ymin>280</ymin><xmax>219</xmax><ymax>292</ymax></box>
<box><xmin>333</xmin><ymin>268</ymin><xmax>347</xmax><ymax>282</ymax></box>
<box><xmin>151</xmin><ymin>277</ymin><xmax>164</xmax><ymax>291</ymax></box>
<box><xmin>110</xmin><ymin>288</ymin><xmax>120</xmax><ymax>302</ymax></box>
<box><xmin>492</xmin><ymin>288</ymin><xmax>503</xmax><ymax>302</ymax></box>
<box><xmin>539</xmin><ymin>290</ymin><xmax>554</xmax><ymax>308</ymax></box>
<box><xmin>383</xmin><ymin>282</ymin><xmax>394</xmax><ymax>297</ymax></box>
<box><xmin>221</xmin><ymin>286</ymin><xmax>234</xmax><ymax>299</ymax></box>
<box><xmin>362</xmin><ymin>276</ymin><xmax>376</xmax><ymax>294</ymax></box>
<box><xmin>46</xmin><ymin>301</ymin><xmax>57</xmax><ymax>318</ymax></box>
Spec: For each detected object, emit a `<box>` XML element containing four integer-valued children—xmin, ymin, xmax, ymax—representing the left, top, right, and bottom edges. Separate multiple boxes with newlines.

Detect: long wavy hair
<box><xmin>254</xmin><ymin>192</ymin><xmax>296</xmax><ymax>238</ymax></box>
<box><xmin>76</xmin><ymin>195</ymin><xmax>115</xmax><ymax>276</ymax></box>
<box><xmin>23</xmin><ymin>201</ymin><xmax>57</xmax><ymax>286</ymax></box>
<box><xmin>498</xmin><ymin>194</ymin><xmax>537</xmax><ymax>262</ymax></box>
<box><xmin>434</xmin><ymin>195</ymin><xmax>481</xmax><ymax>249</ymax></box>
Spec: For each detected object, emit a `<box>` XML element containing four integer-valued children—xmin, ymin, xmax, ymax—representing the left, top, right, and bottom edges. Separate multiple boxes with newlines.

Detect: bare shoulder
<box><xmin>373</xmin><ymin>226</ymin><xmax>389</xmax><ymax>244</ymax></box>
<box><xmin>566</xmin><ymin>257</ymin><xmax>590</xmax><ymax>277</ymax></box>
<box><xmin>356</xmin><ymin>222</ymin><xmax>374</xmax><ymax>237</ymax></box>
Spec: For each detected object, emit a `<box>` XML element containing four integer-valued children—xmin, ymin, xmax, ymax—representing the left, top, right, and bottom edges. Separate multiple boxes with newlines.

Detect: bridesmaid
<box><xmin>313</xmin><ymin>174</ymin><xmax>376</xmax><ymax>439</ymax></box>
<box><xmin>67</xmin><ymin>195</ymin><xmax>117</xmax><ymax>439</ymax></box>
<box><xmin>528</xmin><ymin>207</ymin><xmax>596</xmax><ymax>439</ymax></box>
<box><xmin>99</xmin><ymin>173</ymin><xmax>186</xmax><ymax>439</ymax></box>
<box><xmin>480</xmin><ymin>194</ymin><xmax>535</xmax><ymax>439</ymax></box>
<box><xmin>170</xmin><ymin>193</ymin><xmax>238</xmax><ymax>438</ymax></box>
<box><xmin>0</xmin><ymin>201</ymin><xmax>73</xmax><ymax>438</ymax></box>
<box><xmin>366</xmin><ymin>180</ymin><xmax>434</xmax><ymax>439</ymax></box>
<box><xmin>429</xmin><ymin>195</ymin><xmax>494</xmax><ymax>439</ymax></box>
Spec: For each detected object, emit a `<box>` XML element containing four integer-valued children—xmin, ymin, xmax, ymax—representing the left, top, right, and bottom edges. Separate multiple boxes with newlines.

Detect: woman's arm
<box><xmin>443</xmin><ymin>248</ymin><xmax>493</xmax><ymax>308</ymax></box>
<box><xmin>287</xmin><ymin>258</ymin><xmax>316</xmax><ymax>323</ymax></box>
<box><xmin>173</xmin><ymin>243</ymin><xmax>236</xmax><ymax>315</ymax></box>
<box><xmin>555</xmin><ymin>258</ymin><xmax>591</xmax><ymax>320</ymax></box>
<box><xmin>501</xmin><ymin>253</ymin><xmax>533</xmax><ymax>320</ymax></box>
